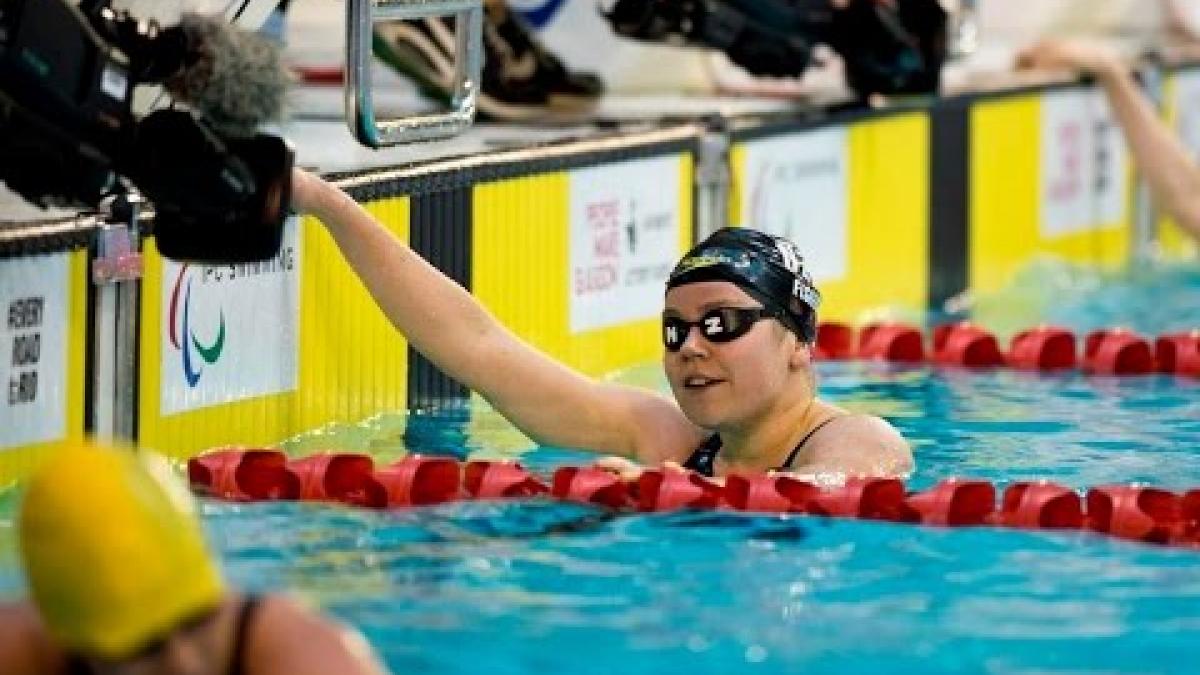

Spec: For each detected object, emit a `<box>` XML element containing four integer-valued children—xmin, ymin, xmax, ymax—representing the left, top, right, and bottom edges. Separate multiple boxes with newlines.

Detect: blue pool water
<box><xmin>2</xmin><ymin>261</ymin><xmax>1199</xmax><ymax>673</ymax></box>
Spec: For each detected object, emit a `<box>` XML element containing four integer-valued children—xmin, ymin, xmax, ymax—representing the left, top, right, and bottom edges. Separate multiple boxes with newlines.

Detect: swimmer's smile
<box><xmin>682</xmin><ymin>374</ymin><xmax>725</xmax><ymax>390</ymax></box>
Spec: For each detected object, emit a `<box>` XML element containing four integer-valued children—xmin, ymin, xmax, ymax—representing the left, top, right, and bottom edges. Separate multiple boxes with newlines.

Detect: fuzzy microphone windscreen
<box><xmin>165</xmin><ymin>12</ymin><xmax>290</xmax><ymax>137</ymax></box>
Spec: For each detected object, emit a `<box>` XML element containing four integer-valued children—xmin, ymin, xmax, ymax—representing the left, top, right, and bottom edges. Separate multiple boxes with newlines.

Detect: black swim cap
<box><xmin>666</xmin><ymin>227</ymin><xmax>821</xmax><ymax>343</ymax></box>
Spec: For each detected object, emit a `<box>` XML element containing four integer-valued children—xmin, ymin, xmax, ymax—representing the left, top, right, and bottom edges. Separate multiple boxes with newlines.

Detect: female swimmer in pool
<box><xmin>291</xmin><ymin>168</ymin><xmax>912</xmax><ymax>481</ymax></box>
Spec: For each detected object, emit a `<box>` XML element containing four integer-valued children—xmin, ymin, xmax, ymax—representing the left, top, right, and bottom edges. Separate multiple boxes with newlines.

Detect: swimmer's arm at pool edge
<box><xmin>1017</xmin><ymin>40</ymin><xmax>1200</xmax><ymax>243</ymax></box>
<box><xmin>292</xmin><ymin>169</ymin><xmax>700</xmax><ymax>463</ymax></box>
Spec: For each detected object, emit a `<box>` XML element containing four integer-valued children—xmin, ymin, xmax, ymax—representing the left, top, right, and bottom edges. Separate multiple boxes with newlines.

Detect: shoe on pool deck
<box><xmin>372</xmin><ymin>4</ymin><xmax>605</xmax><ymax>122</ymax></box>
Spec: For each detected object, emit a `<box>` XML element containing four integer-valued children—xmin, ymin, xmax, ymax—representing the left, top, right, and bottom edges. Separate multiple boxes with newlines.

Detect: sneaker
<box><xmin>373</xmin><ymin>3</ymin><xmax>604</xmax><ymax>122</ymax></box>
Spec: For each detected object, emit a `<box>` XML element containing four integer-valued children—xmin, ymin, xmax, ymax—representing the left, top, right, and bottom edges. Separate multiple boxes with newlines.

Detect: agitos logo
<box><xmin>168</xmin><ymin>265</ymin><xmax>226</xmax><ymax>388</ymax></box>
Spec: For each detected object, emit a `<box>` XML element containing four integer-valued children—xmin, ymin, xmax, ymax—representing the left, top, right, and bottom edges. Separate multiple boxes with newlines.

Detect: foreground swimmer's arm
<box><xmin>292</xmin><ymin>169</ymin><xmax>700</xmax><ymax>461</ymax></box>
<box><xmin>1017</xmin><ymin>39</ymin><xmax>1200</xmax><ymax>243</ymax></box>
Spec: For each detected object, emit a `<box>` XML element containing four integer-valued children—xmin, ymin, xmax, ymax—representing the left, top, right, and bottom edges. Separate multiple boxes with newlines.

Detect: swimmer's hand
<box><xmin>1014</xmin><ymin>39</ymin><xmax>1125</xmax><ymax>79</ymax></box>
<box><xmin>594</xmin><ymin>457</ymin><xmax>725</xmax><ymax>487</ymax></box>
<box><xmin>767</xmin><ymin>468</ymin><xmax>847</xmax><ymax>489</ymax></box>
<box><xmin>594</xmin><ymin>455</ymin><xmax>646</xmax><ymax>483</ymax></box>
<box><xmin>290</xmin><ymin>167</ymin><xmax>329</xmax><ymax>216</ymax></box>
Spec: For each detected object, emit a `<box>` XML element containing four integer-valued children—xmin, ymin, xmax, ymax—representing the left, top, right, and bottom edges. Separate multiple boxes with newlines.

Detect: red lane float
<box><xmin>463</xmin><ymin>461</ymin><xmax>548</xmax><ymax>499</ymax></box>
<box><xmin>723</xmin><ymin>474</ymin><xmax>819</xmax><ymax>512</ymax></box>
<box><xmin>993</xmin><ymin>481</ymin><xmax>1083</xmax><ymax>529</ymax></box>
<box><xmin>1008</xmin><ymin>326</ymin><xmax>1078</xmax><ymax>371</ymax></box>
<box><xmin>1156</xmin><ymin>331</ymin><xmax>1200</xmax><ymax>377</ymax></box>
<box><xmin>375</xmin><ymin>455</ymin><xmax>461</xmax><ymax>507</ymax></box>
<box><xmin>1085</xmin><ymin>486</ymin><xmax>1180</xmax><ymax>544</ymax></box>
<box><xmin>806</xmin><ymin>477</ymin><xmax>915</xmax><ymax>521</ymax></box>
<box><xmin>1082</xmin><ymin>329</ymin><xmax>1155</xmax><ymax>375</ymax></box>
<box><xmin>187</xmin><ymin>448</ymin><xmax>299</xmax><ymax>501</ymax></box>
<box><xmin>931</xmin><ymin>323</ymin><xmax>1005</xmax><ymax>368</ymax></box>
<box><xmin>636</xmin><ymin>469</ymin><xmax>723</xmax><ymax>511</ymax></box>
<box><xmin>815</xmin><ymin>322</ymin><xmax>856</xmax><ymax>360</ymax></box>
<box><xmin>188</xmin><ymin>449</ymin><xmax>1200</xmax><ymax>550</ymax></box>
<box><xmin>552</xmin><ymin>467</ymin><xmax>630</xmax><ymax>509</ymax></box>
<box><xmin>858</xmin><ymin>323</ymin><xmax>925</xmax><ymax>363</ymax></box>
<box><xmin>288</xmin><ymin>453</ymin><xmax>385</xmax><ymax>508</ymax></box>
<box><xmin>905</xmin><ymin>478</ymin><xmax>994</xmax><ymax>525</ymax></box>
<box><xmin>1180</xmin><ymin>491</ymin><xmax>1200</xmax><ymax>545</ymax></box>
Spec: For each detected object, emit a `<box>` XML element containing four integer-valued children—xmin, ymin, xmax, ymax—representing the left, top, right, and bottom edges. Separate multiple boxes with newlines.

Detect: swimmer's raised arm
<box><xmin>292</xmin><ymin>169</ymin><xmax>698</xmax><ymax>461</ymax></box>
<box><xmin>1017</xmin><ymin>39</ymin><xmax>1200</xmax><ymax>243</ymax></box>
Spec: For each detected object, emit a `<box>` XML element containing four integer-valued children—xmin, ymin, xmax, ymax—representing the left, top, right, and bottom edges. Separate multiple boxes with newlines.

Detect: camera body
<box><xmin>603</xmin><ymin>0</ymin><xmax>948</xmax><ymax>98</ymax></box>
<box><xmin>0</xmin><ymin>0</ymin><xmax>292</xmax><ymax>263</ymax></box>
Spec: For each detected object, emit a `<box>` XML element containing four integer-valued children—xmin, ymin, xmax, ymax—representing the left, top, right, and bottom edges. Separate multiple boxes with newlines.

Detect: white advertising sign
<box><xmin>1039</xmin><ymin>88</ymin><xmax>1128</xmax><ymax>237</ymax></box>
<box><xmin>159</xmin><ymin>218</ymin><xmax>301</xmax><ymax>415</ymax></box>
<box><xmin>739</xmin><ymin>127</ymin><xmax>849</xmax><ymax>282</ymax></box>
<box><xmin>569</xmin><ymin>155</ymin><xmax>683</xmax><ymax>333</ymax></box>
<box><xmin>1</xmin><ymin>254</ymin><xmax>69</xmax><ymax>449</ymax></box>
<box><xmin>1173</xmin><ymin>69</ymin><xmax>1200</xmax><ymax>159</ymax></box>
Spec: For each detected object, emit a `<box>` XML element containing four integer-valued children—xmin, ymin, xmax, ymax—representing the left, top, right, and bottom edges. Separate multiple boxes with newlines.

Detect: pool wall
<box><xmin>2</xmin><ymin>69</ymin><xmax>1199</xmax><ymax>479</ymax></box>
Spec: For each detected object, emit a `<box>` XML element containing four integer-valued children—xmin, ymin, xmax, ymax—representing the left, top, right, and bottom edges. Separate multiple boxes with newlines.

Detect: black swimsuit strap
<box><xmin>681</xmin><ymin>415</ymin><xmax>846</xmax><ymax>477</ymax></box>
<box><xmin>682</xmin><ymin>433</ymin><xmax>722</xmax><ymax>477</ymax></box>
<box><xmin>777</xmin><ymin>415</ymin><xmax>843</xmax><ymax>471</ymax></box>
<box><xmin>229</xmin><ymin>595</ymin><xmax>262</xmax><ymax>675</ymax></box>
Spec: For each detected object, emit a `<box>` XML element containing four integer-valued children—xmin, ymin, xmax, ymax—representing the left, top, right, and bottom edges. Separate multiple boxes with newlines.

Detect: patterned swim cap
<box><xmin>666</xmin><ymin>227</ymin><xmax>821</xmax><ymax>342</ymax></box>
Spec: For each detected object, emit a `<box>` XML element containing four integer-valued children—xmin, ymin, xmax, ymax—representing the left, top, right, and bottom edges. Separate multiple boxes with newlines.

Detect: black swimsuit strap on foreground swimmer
<box><xmin>63</xmin><ymin>595</ymin><xmax>262</xmax><ymax>675</ymax></box>
<box><xmin>228</xmin><ymin>594</ymin><xmax>261</xmax><ymax>675</ymax></box>
<box><xmin>681</xmin><ymin>415</ymin><xmax>844</xmax><ymax>477</ymax></box>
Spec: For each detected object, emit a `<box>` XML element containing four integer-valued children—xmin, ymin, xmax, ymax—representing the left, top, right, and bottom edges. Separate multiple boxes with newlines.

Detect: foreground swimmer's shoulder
<box><xmin>797</xmin><ymin>412</ymin><xmax>913</xmax><ymax>478</ymax></box>
<box><xmin>246</xmin><ymin>595</ymin><xmax>389</xmax><ymax>675</ymax></box>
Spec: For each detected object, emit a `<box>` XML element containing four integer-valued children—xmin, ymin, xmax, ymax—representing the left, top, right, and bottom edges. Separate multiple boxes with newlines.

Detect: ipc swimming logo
<box><xmin>509</xmin><ymin>0</ymin><xmax>568</xmax><ymax>27</ymax></box>
<box><xmin>168</xmin><ymin>265</ymin><xmax>226</xmax><ymax>388</ymax></box>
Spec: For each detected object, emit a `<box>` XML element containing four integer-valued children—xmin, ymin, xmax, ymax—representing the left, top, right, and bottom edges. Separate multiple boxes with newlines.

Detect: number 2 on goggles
<box><xmin>662</xmin><ymin>307</ymin><xmax>782</xmax><ymax>352</ymax></box>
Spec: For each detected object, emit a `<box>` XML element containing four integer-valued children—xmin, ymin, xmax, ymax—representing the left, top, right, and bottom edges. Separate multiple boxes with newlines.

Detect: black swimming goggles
<box><xmin>662</xmin><ymin>306</ymin><xmax>784</xmax><ymax>352</ymax></box>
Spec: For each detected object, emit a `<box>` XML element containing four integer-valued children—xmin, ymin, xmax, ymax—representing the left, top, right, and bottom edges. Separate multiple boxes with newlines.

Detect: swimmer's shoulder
<box><xmin>797</xmin><ymin>404</ymin><xmax>912</xmax><ymax>476</ymax></box>
<box><xmin>245</xmin><ymin>595</ymin><xmax>388</xmax><ymax>675</ymax></box>
<box><xmin>624</xmin><ymin>391</ymin><xmax>708</xmax><ymax>465</ymax></box>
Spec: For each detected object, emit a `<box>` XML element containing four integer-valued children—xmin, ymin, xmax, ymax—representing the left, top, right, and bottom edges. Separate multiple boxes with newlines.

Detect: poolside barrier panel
<box><xmin>4</xmin><ymin>67</ymin><xmax>1200</xmax><ymax>476</ymax></box>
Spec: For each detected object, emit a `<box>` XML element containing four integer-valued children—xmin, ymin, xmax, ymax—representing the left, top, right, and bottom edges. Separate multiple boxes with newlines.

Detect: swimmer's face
<box><xmin>663</xmin><ymin>281</ymin><xmax>806</xmax><ymax>429</ymax></box>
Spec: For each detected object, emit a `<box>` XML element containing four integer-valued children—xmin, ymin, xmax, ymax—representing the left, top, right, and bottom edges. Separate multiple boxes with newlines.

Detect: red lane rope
<box><xmin>815</xmin><ymin>321</ymin><xmax>1200</xmax><ymax>377</ymax></box>
<box><xmin>188</xmin><ymin>449</ymin><xmax>1200</xmax><ymax>550</ymax></box>
<box><xmin>183</xmin><ymin>323</ymin><xmax>1199</xmax><ymax>548</ymax></box>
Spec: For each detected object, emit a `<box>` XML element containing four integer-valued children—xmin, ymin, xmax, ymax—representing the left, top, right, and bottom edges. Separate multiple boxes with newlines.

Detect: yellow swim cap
<box><xmin>18</xmin><ymin>440</ymin><xmax>225</xmax><ymax>659</ymax></box>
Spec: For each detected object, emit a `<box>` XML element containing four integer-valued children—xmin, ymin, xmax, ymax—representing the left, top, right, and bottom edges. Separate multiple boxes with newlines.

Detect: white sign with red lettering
<box><xmin>159</xmin><ymin>219</ymin><xmax>301</xmax><ymax>415</ymax></box>
<box><xmin>1</xmin><ymin>254</ymin><xmax>69</xmax><ymax>450</ymax></box>
<box><xmin>569</xmin><ymin>155</ymin><xmax>683</xmax><ymax>333</ymax></box>
<box><xmin>1173</xmin><ymin>69</ymin><xmax>1200</xmax><ymax>159</ymax></box>
<box><xmin>738</xmin><ymin>127</ymin><xmax>849</xmax><ymax>282</ymax></box>
<box><xmin>1039</xmin><ymin>87</ymin><xmax>1128</xmax><ymax>237</ymax></box>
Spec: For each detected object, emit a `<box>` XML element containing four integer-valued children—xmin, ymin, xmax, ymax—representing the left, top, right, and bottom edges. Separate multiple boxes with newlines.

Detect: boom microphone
<box><xmin>163</xmin><ymin>13</ymin><xmax>290</xmax><ymax>137</ymax></box>
<box><xmin>101</xmin><ymin>10</ymin><xmax>289</xmax><ymax>136</ymax></box>
<box><xmin>0</xmin><ymin>0</ymin><xmax>295</xmax><ymax>264</ymax></box>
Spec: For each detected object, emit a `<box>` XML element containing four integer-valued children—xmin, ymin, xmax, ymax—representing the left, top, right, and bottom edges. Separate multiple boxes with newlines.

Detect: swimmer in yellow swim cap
<box><xmin>0</xmin><ymin>439</ymin><xmax>389</xmax><ymax>675</ymax></box>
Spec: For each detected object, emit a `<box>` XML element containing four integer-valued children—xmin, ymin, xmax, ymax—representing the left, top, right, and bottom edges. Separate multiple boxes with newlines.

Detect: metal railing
<box><xmin>345</xmin><ymin>0</ymin><xmax>484</xmax><ymax>148</ymax></box>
